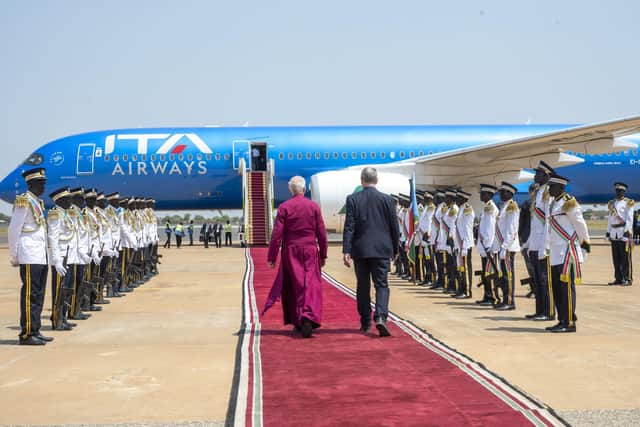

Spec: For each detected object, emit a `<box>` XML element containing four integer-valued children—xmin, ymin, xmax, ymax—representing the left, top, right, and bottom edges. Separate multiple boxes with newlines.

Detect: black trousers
<box><xmin>529</xmin><ymin>251</ymin><xmax>554</xmax><ymax>317</ymax></box>
<box><xmin>164</xmin><ymin>233</ymin><xmax>171</xmax><ymax>248</ymax></box>
<box><xmin>353</xmin><ymin>258</ymin><xmax>390</xmax><ymax>324</ymax></box>
<box><xmin>215</xmin><ymin>233</ymin><xmax>222</xmax><ymax>248</ymax></box>
<box><xmin>19</xmin><ymin>264</ymin><xmax>48</xmax><ymax>339</ymax></box>
<box><xmin>500</xmin><ymin>252</ymin><xmax>516</xmax><ymax>306</ymax></box>
<box><xmin>457</xmin><ymin>249</ymin><xmax>473</xmax><ymax>296</ymax></box>
<box><xmin>189</xmin><ymin>232</ymin><xmax>193</xmax><ymax>246</ymax></box>
<box><xmin>551</xmin><ymin>264</ymin><xmax>577</xmax><ymax>326</ymax></box>
<box><xmin>611</xmin><ymin>240</ymin><xmax>632</xmax><ymax>282</ymax></box>
<box><xmin>225</xmin><ymin>231</ymin><xmax>232</xmax><ymax>246</ymax></box>
<box><xmin>50</xmin><ymin>266</ymin><xmax>73</xmax><ymax>325</ymax></box>
<box><xmin>435</xmin><ymin>250</ymin><xmax>444</xmax><ymax>286</ymax></box>
<box><xmin>204</xmin><ymin>234</ymin><xmax>209</xmax><ymax>248</ymax></box>
<box><xmin>424</xmin><ymin>245</ymin><xmax>436</xmax><ymax>284</ymax></box>
<box><xmin>444</xmin><ymin>251</ymin><xmax>457</xmax><ymax>291</ymax></box>
<box><xmin>176</xmin><ymin>235</ymin><xmax>182</xmax><ymax>248</ymax></box>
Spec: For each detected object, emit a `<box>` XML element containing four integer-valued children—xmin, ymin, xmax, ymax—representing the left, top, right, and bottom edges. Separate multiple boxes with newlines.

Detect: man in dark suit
<box><xmin>342</xmin><ymin>167</ymin><xmax>400</xmax><ymax>337</ymax></box>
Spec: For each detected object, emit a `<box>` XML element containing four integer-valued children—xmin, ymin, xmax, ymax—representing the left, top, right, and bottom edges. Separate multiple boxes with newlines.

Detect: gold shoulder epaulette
<box><xmin>448</xmin><ymin>205</ymin><xmax>458</xmax><ymax>217</ymax></box>
<box><xmin>48</xmin><ymin>208</ymin><xmax>60</xmax><ymax>220</ymax></box>
<box><xmin>608</xmin><ymin>200</ymin><xmax>614</xmax><ymax>210</ymax></box>
<box><xmin>627</xmin><ymin>198</ymin><xmax>635</xmax><ymax>207</ymax></box>
<box><xmin>463</xmin><ymin>204</ymin><xmax>473</xmax><ymax>215</ymax></box>
<box><xmin>14</xmin><ymin>194</ymin><xmax>29</xmax><ymax>209</ymax></box>
<box><xmin>542</xmin><ymin>185</ymin><xmax>550</xmax><ymax>200</ymax></box>
<box><xmin>562</xmin><ymin>196</ymin><xmax>578</xmax><ymax>213</ymax></box>
<box><xmin>506</xmin><ymin>200</ymin><xmax>518</xmax><ymax>213</ymax></box>
<box><xmin>484</xmin><ymin>203</ymin><xmax>493</xmax><ymax>213</ymax></box>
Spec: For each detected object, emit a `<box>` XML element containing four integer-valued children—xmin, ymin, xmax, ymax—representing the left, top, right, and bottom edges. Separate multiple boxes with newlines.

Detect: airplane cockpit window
<box><xmin>24</xmin><ymin>153</ymin><xmax>44</xmax><ymax>166</ymax></box>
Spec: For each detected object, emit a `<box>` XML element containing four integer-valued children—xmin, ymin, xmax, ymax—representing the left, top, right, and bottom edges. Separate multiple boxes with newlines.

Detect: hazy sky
<box><xmin>1</xmin><ymin>1</ymin><xmax>639</xmax><ymax>210</ymax></box>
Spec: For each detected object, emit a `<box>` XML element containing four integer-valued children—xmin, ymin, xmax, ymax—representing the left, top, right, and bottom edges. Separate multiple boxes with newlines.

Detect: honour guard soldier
<box><xmin>418</xmin><ymin>192</ymin><xmax>436</xmax><ymax>285</ymax></box>
<box><xmin>105</xmin><ymin>193</ymin><xmax>125</xmax><ymax>293</ymax></box>
<box><xmin>494</xmin><ymin>182</ymin><xmax>520</xmax><ymax>310</ymax></box>
<box><xmin>8</xmin><ymin>168</ymin><xmax>52</xmax><ymax>345</ymax></box>
<box><xmin>439</xmin><ymin>189</ymin><xmax>458</xmax><ymax>294</ymax></box>
<box><xmin>95</xmin><ymin>192</ymin><xmax>119</xmax><ymax>298</ymax></box>
<box><xmin>476</xmin><ymin>184</ymin><xmax>499</xmax><ymax>306</ymax></box>
<box><xmin>83</xmin><ymin>189</ymin><xmax>103</xmax><ymax>309</ymax></box>
<box><xmin>429</xmin><ymin>190</ymin><xmax>445</xmax><ymax>289</ymax></box>
<box><xmin>607</xmin><ymin>182</ymin><xmax>635</xmax><ymax>286</ymax></box>
<box><xmin>47</xmin><ymin>187</ymin><xmax>77</xmax><ymax>331</ymax></box>
<box><xmin>546</xmin><ymin>173</ymin><xmax>590</xmax><ymax>332</ymax></box>
<box><xmin>68</xmin><ymin>187</ymin><xmax>91</xmax><ymax>320</ymax></box>
<box><xmin>526</xmin><ymin>160</ymin><xmax>556</xmax><ymax>320</ymax></box>
<box><xmin>118</xmin><ymin>197</ymin><xmax>136</xmax><ymax>291</ymax></box>
<box><xmin>453</xmin><ymin>190</ymin><xmax>474</xmax><ymax>298</ymax></box>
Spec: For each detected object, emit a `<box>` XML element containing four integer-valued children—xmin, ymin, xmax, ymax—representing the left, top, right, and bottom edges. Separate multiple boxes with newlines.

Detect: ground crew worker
<box><xmin>453</xmin><ymin>190</ymin><xmax>474</xmax><ymax>299</ymax></box>
<box><xmin>8</xmin><ymin>167</ymin><xmax>52</xmax><ymax>345</ymax></box>
<box><xmin>439</xmin><ymin>189</ymin><xmax>458</xmax><ymax>294</ymax></box>
<box><xmin>607</xmin><ymin>182</ymin><xmax>634</xmax><ymax>286</ymax></box>
<box><xmin>175</xmin><ymin>222</ymin><xmax>184</xmax><ymax>248</ymax></box>
<box><xmin>188</xmin><ymin>220</ymin><xmax>194</xmax><ymax>246</ymax></box>
<box><xmin>476</xmin><ymin>184</ymin><xmax>499</xmax><ymax>306</ymax></box>
<box><xmin>494</xmin><ymin>182</ymin><xmax>520</xmax><ymax>310</ymax></box>
<box><xmin>47</xmin><ymin>187</ymin><xmax>77</xmax><ymax>331</ymax></box>
<box><xmin>526</xmin><ymin>160</ymin><xmax>556</xmax><ymax>320</ymax></box>
<box><xmin>164</xmin><ymin>220</ymin><xmax>172</xmax><ymax>248</ymax></box>
<box><xmin>546</xmin><ymin>173</ymin><xmax>590</xmax><ymax>333</ymax></box>
<box><xmin>225</xmin><ymin>220</ymin><xmax>233</xmax><ymax>246</ymax></box>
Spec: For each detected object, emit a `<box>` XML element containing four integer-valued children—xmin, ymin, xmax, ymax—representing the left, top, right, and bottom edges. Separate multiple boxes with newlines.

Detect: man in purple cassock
<box><xmin>263</xmin><ymin>176</ymin><xmax>328</xmax><ymax>338</ymax></box>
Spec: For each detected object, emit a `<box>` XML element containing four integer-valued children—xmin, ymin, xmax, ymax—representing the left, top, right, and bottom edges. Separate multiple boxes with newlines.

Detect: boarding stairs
<box><xmin>240</xmin><ymin>158</ymin><xmax>275</xmax><ymax>246</ymax></box>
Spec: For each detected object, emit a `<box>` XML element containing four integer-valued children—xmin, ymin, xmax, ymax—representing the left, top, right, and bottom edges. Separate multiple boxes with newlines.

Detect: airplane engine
<box><xmin>309</xmin><ymin>170</ymin><xmax>410</xmax><ymax>233</ymax></box>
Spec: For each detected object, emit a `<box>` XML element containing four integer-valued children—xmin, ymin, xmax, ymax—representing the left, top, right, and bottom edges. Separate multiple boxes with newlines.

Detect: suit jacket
<box><xmin>342</xmin><ymin>186</ymin><xmax>399</xmax><ymax>259</ymax></box>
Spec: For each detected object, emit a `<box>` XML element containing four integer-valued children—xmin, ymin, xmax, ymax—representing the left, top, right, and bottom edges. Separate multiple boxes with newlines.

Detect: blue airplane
<box><xmin>1</xmin><ymin>117</ymin><xmax>639</xmax><ymax>230</ymax></box>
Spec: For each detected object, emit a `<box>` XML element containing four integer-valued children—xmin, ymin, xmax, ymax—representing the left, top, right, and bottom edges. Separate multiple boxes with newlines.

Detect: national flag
<box><xmin>407</xmin><ymin>173</ymin><xmax>420</xmax><ymax>265</ymax></box>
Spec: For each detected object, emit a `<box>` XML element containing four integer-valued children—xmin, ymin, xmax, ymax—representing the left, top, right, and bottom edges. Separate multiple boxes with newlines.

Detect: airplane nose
<box><xmin>0</xmin><ymin>170</ymin><xmax>20</xmax><ymax>204</ymax></box>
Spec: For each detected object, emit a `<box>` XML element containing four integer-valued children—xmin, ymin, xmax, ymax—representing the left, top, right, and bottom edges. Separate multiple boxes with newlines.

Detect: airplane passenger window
<box><xmin>278</xmin><ymin>152</ymin><xmax>284</xmax><ymax>160</ymax></box>
<box><xmin>187</xmin><ymin>154</ymin><xmax>193</xmax><ymax>161</ymax></box>
<box><xmin>399</xmin><ymin>151</ymin><xmax>405</xmax><ymax>159</ymax></box>
<box><xmin>196</xmin><ymin>153</ymin><xmax>202</xmax><ymax>161</ymax></box>
<box><xmin>224</xmin><ymin>153</ymin><xmax>230</xmax><ymax>160</ymax></box>
<box><xmin>409</xmin><ymin>151</ymin><xmax>414</xmax><ymax>157</ymax></box>
<box><xmin>429</xmin><ymin>151</ymin><xmax>433</xmax><ymax>155</ymax></box>
<box><xmin>624</xmin><ymin>151</ymin><xmax>629</xmax><ymax>156</ymax></box>
<box><xmin>323</xmin><ymin>152</ymin><xmax>330</xmax><ymax>160</ymax></box>
<box><xmin>206</xmin><ymin>154</ymin><xmax>212</xmax><ymax>161</ymax></box>
<box><xmin>305</xmin><ymin>153</ymin><xmax>311</xmax><ymax>160</ymax></box>
<box><xmin>113</xmin><ymin>155</ymin><xmax>119</xmax><ymax>161</ymax></box>
<box><xmin>170</xmin><ymin>154</ymin><xmax>176</xmax><ymax>161</ymax></box>
<box><xmin>150</xmin><ymin>154</ymin><xmax>156</xmax><ymax>161</ymax></box>
<box><xmin>288</xmin><ymin>152</ymin><xmax>293</xmax><ymax>160</ymax></box>
<box><xmin>370</xmin><ymin>152</ymin><xmax>377</xmax><ymax>159</ymax></box>
<box><xmin>418</xmin><ymin>151</ymin><xmax>424</xmax><ymax>156</ymax></box>
<box><xmin>341</xmin><ymin>152</ymin><xmax>348</xmax><ymax>159</ymax></box>
<box><xmin>178</xmin><ymin>154</ymin><xmax>184</xmax><ymax>161</ymax></box>
<box><xmin>295</xmin><ymin>153</ymin><xmax>301</xmax><ymax>160</ymax></box>
<box><xmin>159</xmin><ymin>154</ymin><xmax>165</xmax><ymax>161</ymax></box>
<box><xmin>389</xmin><ymin>152</ymin><xmax>395</xmax><ymax>159</ymax></box>
<box><xmin>104</xmin><ymin>155</ymin><xmax>110</xmax><ymax>162</ymax></box>
<box><xmin>24</xmin><ymin>153</ymin><xmax>43</xmax><ymax>166</ymax></box>
<box><xmin>315</xmin><ymin>152</ymin><xmax>321</xmax><ymax>160</ymax></box>
<box><xmin>132</xmin><ymin>154</ymin><xmax>137</xmax><ymax>161</ymax></box>
<box><xmin>380</xmin><ymin>152</ymin><xmax>386</xmax><ymax>159</ymax></box>
<box><xmin>333</xmin><ymin>152</ymin><xmax>339</xmax><ymax>159</ymax></box>
<box><xmin>634</xmin><ymin>150</ymin><xmax>638</xmax><ymax>156</ymax></box>
<box><xmin>215</xmin><ymin>154</ymin><xmax>221</xmax><ymax>161</ymax></box>
<box><xmin>351</xmin><ymin>152</ymin><xmax>357</xmax><ymax>159</ymax></box>
<box><xmin>141</xmin><ymin>154</ymin><xmax>146</xmax><ymax>161</ymax></box>
<box><xmin>123</xmin><ymin>154</ymin><xmax>128</xmax><ymax>161</ymax></box>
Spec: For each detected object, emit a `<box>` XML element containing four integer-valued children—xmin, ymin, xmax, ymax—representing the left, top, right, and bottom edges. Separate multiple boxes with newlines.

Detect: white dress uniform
<box><xmin>607</xmin><ymin>190</ymin><xmax>635</xmax><ymax>284</ymax></box>
<box><xmin>494</xmin><ymin>198</ymin><xmax>520</xmax><ymax>307</ymax></box>
<box><xmin>455</xmin><ymin>200</ymin><xmax>475</xmax><ymax>296</ymax></box>
<box><xmin>477</xmin><ymin>198</ymin><xmax>499</xmax><ymax>303</ymax></box>
<box><xmin>548</xmin><ymin>192</ymin><xmax>590</xmax><ymax>328</ymax></box>
<box><xmin>441</xmin><ymin>202</ymin><xmax>458</xmax><ymax>291</ymax></box>
<box><xmin>419</xmin><ymin>202</ymin><xmax>435</xmax><ymax>248</ymax></box>
<box><xmin>527</xmin><ymin>184</ymin><xmax>555</xmax><ymax>317</ymax></box>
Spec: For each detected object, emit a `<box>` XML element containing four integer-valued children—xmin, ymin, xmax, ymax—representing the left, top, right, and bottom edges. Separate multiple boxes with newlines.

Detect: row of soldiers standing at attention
<box><xmin>393</xmin><ymin>161</ymin><xmax>594</xmax><ymax>333</ymax></box>
<box><xmin>8</xmin><ymin>167</ymin><xmax>160</xmax><ymax>345</ymax></box>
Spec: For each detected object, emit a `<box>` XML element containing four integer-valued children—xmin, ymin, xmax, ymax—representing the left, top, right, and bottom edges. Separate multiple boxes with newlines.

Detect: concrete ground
<box><xmin>0</xmin><ymin>241</ymin><xmax>638</xmax><ymax>426</ymax></box>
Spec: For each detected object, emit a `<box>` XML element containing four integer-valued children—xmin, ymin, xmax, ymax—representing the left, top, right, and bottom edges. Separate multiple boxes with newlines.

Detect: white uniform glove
<box><xmin>54</xmin><ymin>262</ymin><xmax>67</xmax><ymax>276</ymax></box>
<box><xmin>80</xmin><ymin>253</ymin><xmax>91</xmax><ymax>264</ymax></box>
<box><xmin>499</xmin><ymin>247</ymin><xmax>507</xmax><ymax>260</ymax></box>
<box><xmin>538</xmin><ymin>249</ymin><xmax>548</xmax><ymax>260</ymax></box>
<box><xmin>92</xmin><ymin>255</ymin><xmax>101</xmax><ymax>266</ymax></box>
<box><xmin>9</xmin><ymin>256</ymin><xmax>19</xmax><ymax>267</ymax></box>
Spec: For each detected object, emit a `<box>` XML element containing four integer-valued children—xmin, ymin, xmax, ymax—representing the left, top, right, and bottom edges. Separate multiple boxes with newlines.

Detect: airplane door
<box><xmin>76</xmin><ymin>143</ymin><xmax>95</xmax><ymax>175</ymax></box>
<box><xmin>232</xmin><ymin>140</ymin><xmax>250</xmax><ymax>170</ymax></box>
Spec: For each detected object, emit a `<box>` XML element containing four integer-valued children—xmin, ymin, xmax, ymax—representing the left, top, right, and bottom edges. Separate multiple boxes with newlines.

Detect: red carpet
<box><xmin>229</xmin><ymin>248</ymin><xmax>565</xmax><ymax>427</ymax></box>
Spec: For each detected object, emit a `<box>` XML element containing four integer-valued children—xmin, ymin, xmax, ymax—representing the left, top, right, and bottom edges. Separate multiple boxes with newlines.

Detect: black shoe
<box><xmin>64</xmin><ymin>321</ymin><xmax>77</xmax><ymax>327</ymax></box>
<box><xmin>292</xmin><ymin>325</ymin><xmax>301</xmax><ymax>334</ymax></box>
<box><xmin>70</xmin><ymin>312</ymin><xmax>91</xmax><ymax>320</ymax></box>
<box><xmin>359</xmin><ymin>321</ymin><xmax>371</xmax><ymax>333</ymax></box>
<box><xmin>89</xmin><ymin>305</ymin><xmax>103</xmax><ymax>312</ymax></box>
<box><xmin>454</xmin><ymin>294</ymin><xmax>471</xmax><ymax>299</ymax></box>
<box><xmin>476</xmin><ymin>300</ymin><xmax>494</xmax><ymax>306</ymax></box>
<box><xmin>95</xmin><ymin>299</ymin><xmax>111</xmax><ymax>304</ymax></box>
<box><xmin>533</xmin><ymin>315</ymin><xmax>554</xmax><ymax>321</ymax></box>
<box><xmin>34</xmin><ymin>333</ymin><xmax>54</xmax><ymax>342</ymax></box>
<box><xmin>525</xmin><ymin>313</ymin><xmax>539</xmax><ymax>319</ymax></box>
<box><xmin>545</xmin><ymin>322</ymin><xmax>561</xmax><ymax>331</ymax></box>
<box><xmin>301</xmin><ymin>319</ymin><xmax>313</xmax><ymax>338</ymax></box>
<box><xmin>608</xmin><ymin>280</ymin><xmax>622</xmax><ymax>286</ymax></box>
<box><xmin>19</xmin><ymin>336</ymin><xmax>45</xmax><ymax>346</ymax></box>
<box><xmin>375</xmin><ymin>319</ymin><xmax>391</xmax><ymax>337</ymax></box>
<box><xmin>550</xmin><ymin>324</ymin><xmax>576</xmax><ymax>333</ymax></box>
<box><xmin>496</xmin><ymin>304</ymin><xmax>515</xmax><ymax>311</ymax></box>
<box><xmin>620</xmin><ymin>280</ymin><xmax>632</xmax><ymax>286</ymax></box>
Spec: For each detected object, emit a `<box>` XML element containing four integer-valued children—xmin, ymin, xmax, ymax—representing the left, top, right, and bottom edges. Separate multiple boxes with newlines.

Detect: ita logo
<box><xmin>49</xmin><ymin>151</ymin><xmax>64</xmax><ymax>166</ymax></box>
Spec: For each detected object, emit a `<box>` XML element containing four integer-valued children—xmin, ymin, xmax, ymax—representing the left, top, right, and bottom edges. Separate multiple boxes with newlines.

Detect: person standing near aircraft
<box><xmin>526</xmin><ymin>161</ymin><xmax>556</xmax><ymax>320</ymax></box>
<box><xmin>343</xmin><ymin>167</ymin><xmax>399</xmax><ymax>337</ymax></box>
<box><xmin>174</xmin><ymin>222</ymin><xmax>184</xmax><ymax>248</ymax></box>
<box><xmin>47</xmin><ymin>187</ymin><xmax>77</xmax><ymax>331</ymax></box>
<box><xmin>546</xmin><ymin>173</ymin><xmax>590</xmax><ymax>333</ymax></box>
<box><xmin>453</xmin><ymin>190</ymin><xmax>474</xmax><ymax>299</ymax></box>
<box><xmin>188</xmin><ymin>220</ymin><xmax>194</xmax><ymax>246</ymax></box>
<box><xmin>494</xmin><ymin>182</ymin><xmax>520</xmax><ymax>310</ymax></box>
<box><xmin>607</xmin><ymin>182</ymin><xmax>634</xmax><ymax>286</ymax></box>
<box><xmin>475</xmin><ymin>184</ymin><xmax>499</xmax><ymax>306</ymax></box>
<box><xmin>214</xmin><ymin>221</ymin><xmax>222</xmax><ymax>248</ymax></box>
<box><xmin>83</xmin><ymin>189</ymin><xmax>103</xmax><ymax>310</ymax></box>
<box><xmin>8</xmin><ymin>168</ymin><xmax>52</xmax><ymax>345</ymax></box>
<box><xmin>68</xmin><ymin>188</ymin><xmax>92</xmax><ymax>320</ymax></box>
<box><xmin>264</xmin><ymin>176</ymin><xmax>328</xmax><ymax>338</ymax></box>
<box><xmin>225</xmin><ymin>220</ymin><xmax>232</xmax><ymax>246</ymax></box>
<box><xmin>429</xmin><ymin>190</ymin><xmax>445</xmax><ymax>290</ymax></box>
<box><xmin>519</xmin><ymin>184</ymin><xmax>538</xmax><ymax>300</ymax></box>
<box><xmin>440</xmin><ymin>189</ymin><xmax>458</xmax><ymax>294</ymax></box>
<box><xmin>163</xmin><ymin>220</ymin><xmax>172</xmax><ymax>248</ymax></box>
<box><xmin>418</xmin><ymin>192</ymin><xmax>436</xmax><ymax>285</ymax></box>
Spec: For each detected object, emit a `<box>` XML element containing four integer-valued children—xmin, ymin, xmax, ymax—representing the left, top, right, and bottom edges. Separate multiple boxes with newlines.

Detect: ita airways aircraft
<box><xmin>1</xmin><ymin>116</ymin><xmax>640</xmax><ymax>231</ymax></box>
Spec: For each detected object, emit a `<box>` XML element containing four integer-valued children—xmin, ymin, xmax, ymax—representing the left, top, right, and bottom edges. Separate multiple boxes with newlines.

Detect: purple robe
<box><xmin>263</xmin><ymin>194</ymin><xmax>328</xmax><ymax>327</ymax></box>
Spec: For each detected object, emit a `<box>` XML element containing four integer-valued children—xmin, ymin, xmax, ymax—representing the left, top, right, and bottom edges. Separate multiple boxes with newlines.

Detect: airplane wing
<box><xmin>356</xmin><ymin>115</ymin><xmax>640</xmax><ymax>188</ymax></box>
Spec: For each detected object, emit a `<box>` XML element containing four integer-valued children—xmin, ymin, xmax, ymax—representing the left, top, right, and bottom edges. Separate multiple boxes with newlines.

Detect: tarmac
<box><xmin>0</xmin><ymin>241</ymin><xmax>638</xmax><ymax>426</ymax></box>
